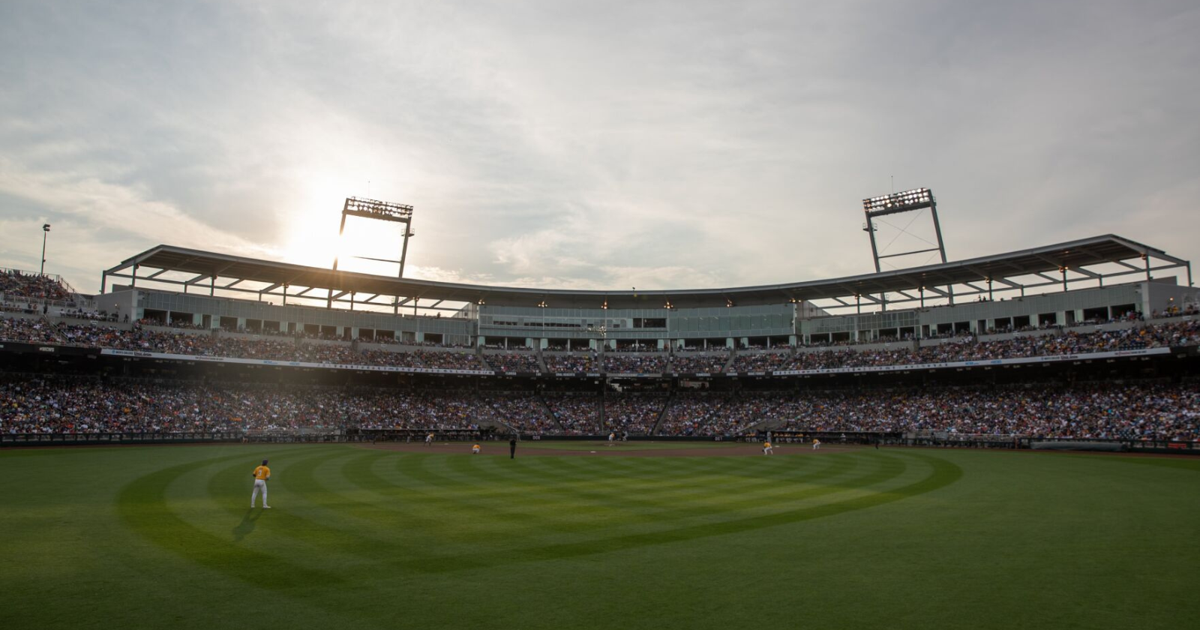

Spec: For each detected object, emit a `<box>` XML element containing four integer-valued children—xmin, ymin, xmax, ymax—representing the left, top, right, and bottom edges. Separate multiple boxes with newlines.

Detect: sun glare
<box><xmin>280</xmin><ymin>179</ymin><xmax>412</xmax><ymax>276</ymax></box>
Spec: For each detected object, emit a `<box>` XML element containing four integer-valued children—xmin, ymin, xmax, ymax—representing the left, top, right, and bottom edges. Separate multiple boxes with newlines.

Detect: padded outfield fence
<box><xmin>4</xmin><ymin>429</ymin><xmax>1196</xmax><ymax>455</ymax></box>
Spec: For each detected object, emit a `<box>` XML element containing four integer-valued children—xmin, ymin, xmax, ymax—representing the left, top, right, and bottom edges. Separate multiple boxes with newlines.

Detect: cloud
<box><xmin>1</xmin><ymin>0</ymin><xmax>1198</xmax><ymax>297</ymax></box>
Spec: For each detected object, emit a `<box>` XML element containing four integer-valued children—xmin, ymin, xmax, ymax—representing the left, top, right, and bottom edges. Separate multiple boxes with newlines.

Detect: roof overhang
<box><xmin>102</xmin><ymin>234</ymin><xmax>1191</xmax><ymax>310</ymax></box>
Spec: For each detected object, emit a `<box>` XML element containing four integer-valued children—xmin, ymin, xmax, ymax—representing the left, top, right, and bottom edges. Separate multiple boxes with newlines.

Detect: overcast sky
<box><xmin>2</xmin><ymin>0</ymin><xmax>1197</xmax><ymax>294</ymax></box>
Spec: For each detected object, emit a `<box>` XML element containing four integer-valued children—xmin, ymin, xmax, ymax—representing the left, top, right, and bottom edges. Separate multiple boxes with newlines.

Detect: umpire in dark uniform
<box><xmin>510</xmin><ymin>436</ymin><xmax>517</xmax><ymax>459</ymax></box>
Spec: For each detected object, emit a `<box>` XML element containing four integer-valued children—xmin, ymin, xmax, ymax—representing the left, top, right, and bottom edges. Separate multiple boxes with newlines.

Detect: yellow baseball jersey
<box><xmin>764</xmin><ymin>442</ymin><xmax>771</xmax><ymax>448</ymax></box>
<box><xmin>472</xmin><ymin>444</ymin><xmax>480</xmax><ymax>450</ymax></box>
<box><xmin>253</xmin><ymin>465</ymin><xmax>270</xmax><ymax>480</ymax></box>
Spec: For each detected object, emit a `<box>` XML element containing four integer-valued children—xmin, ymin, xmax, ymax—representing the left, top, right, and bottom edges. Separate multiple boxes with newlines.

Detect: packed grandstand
<box><xmin>2</xmin><ymin>255</ymin><xmax>1199</xmax><ymax>446</ymax></box>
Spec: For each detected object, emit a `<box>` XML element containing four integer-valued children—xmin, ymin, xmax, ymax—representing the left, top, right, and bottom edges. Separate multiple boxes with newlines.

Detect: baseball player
<box><xmin>250</xmin><ymin>459</ymin><xmax>271</xmax><ymax>509</ymax></box>
<box><xmin>812</xmin><ymin>438</ymin><xmax>821</xmax><ymax>450</ymax></box>
<box><xmin>471</xmin><ymin>443</ymin><xmax>481</xmax><ymax>454</ymax></box>
<box><xmin>762</xmin><ymin>440</ymin><xmax>773</xmax><ymax>455</ymax></box>
<box><xmin>425</xmin><ymin>432</ymin><xmax>434</xmax><ymax>446</ymax></box>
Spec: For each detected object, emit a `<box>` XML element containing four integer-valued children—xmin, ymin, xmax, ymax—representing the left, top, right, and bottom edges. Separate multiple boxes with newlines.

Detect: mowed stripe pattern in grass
<box><xmin>118</xmin><ymin>447</ymin><xmax>959</xmax><ymax>579</ymax></box>
<box><xmin>4</xmin><ymin>445</ymin><xmax>1197</xmax><ymax>630</ymax></box>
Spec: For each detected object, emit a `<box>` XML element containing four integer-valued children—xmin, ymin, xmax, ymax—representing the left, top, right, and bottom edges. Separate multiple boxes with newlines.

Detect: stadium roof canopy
<box><xmin>102</xmin><ymin>234</ymin><xmax>1192</xmax><ymax>312</ymax></box>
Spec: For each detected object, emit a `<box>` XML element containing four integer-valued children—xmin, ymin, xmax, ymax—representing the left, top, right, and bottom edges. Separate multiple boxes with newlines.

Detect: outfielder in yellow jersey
<box><xmin>251</xmin><ymin>459</ymin><xmax>271</xmax><ymax>509</ymax></box>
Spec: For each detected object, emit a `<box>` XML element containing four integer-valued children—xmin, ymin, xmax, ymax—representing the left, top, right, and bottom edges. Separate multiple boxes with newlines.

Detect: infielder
<box><xmin>250</xmin><ymin>459</ymin><xmax>271</xmax><ymax>509</ymax></box>
<box><xmin>471</xmin><ymin>443</ymin><xmax>481</xmax><ymax>454</ymax></box>
<box><xmin>762</xmin><ymin>440</ymin><xmax>773</xmax><ymax>456</ymax></box>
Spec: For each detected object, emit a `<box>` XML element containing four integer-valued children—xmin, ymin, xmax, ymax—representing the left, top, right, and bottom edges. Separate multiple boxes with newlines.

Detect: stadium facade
<box><xmin>96</xmin><ymin>234</ymin><xmax>1196</xmax><ymax>351</ymax></box>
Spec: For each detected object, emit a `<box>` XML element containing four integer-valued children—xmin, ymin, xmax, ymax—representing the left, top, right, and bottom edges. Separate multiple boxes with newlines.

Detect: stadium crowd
<box><xmin>767</xmin><ymin>383</ymin><xmax>1200</xmax><ymax>442</ymax></box>
<box><xmin>543</xmin><ymin>393</ymin><xmax>599</xmax><ymax>435</ymax></box>
<box><xmin>5</xmin><ymin>313</ymin><xmax>1198</xmax><ymax>376</ymax></box>
<box><xmin>656</xmin><ymin>392</ymin><xmax>731</xmax><ymax>437</ymax></box>
<box><xmin>0</xmin><ymin>378</ymin><xmax>491</xmax><ymax>434</ymax></box>
<box><xmin>727</xmin><ymin>351</ymin><xmax>792</xmax><ymax>372</ymax></box>
<box><xmin>543</xmin><ymin>352</ymin><xmax>597</xmax><ymax>373</ymax></box>
<box><xmin>603</xmin><ymin>393</ymin><xmax>668</xmax><ymax>434</ymax></box>
<box><xmin>2</xmin><ymin>375</ymin><xmax>1196</xmax><ymax>442</ymax></box>
<box><xmin>0</xmin><ymin>270</ymin><xmax>71</xmax><ymax>301</ymax></box>
<box><xmin>484</xmin><ymin>351</ymin><xmax>543</xmax><ymax>373</ymax></box>
<box><xmin>0</xmin><ymin>316</ymin><xmax>486</xmax><ymax>370</ymax></box>
<box><xmin>602</xmin><ymin>353</ymin><xmax>668</xmax><ymax>374</ymax></box>
<box><xmin>485</xmin><ymin>392</ymin><xmax>558</xmax><ymax>434</ymax></box>
<box><xmin>728</xmin><ymin>322</ymin><xmax>1200</xmax><ymax>372</ymax></box>
<box><xmin>669</xmin><ymin>353</ymin><xmax>730</xmax><ymax>374</ymax></box>
<box><xmin>357</xmin><ymin>348</ymin><xmax>483</xmax><ymax>371</ymax></box>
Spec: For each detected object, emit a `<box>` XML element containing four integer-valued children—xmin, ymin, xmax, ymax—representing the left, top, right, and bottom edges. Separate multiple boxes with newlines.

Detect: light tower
<box><xmin>328</xmin><ymin>197</ymin><xmax>415</xmax><ymax>310</ymax></box>
<box><xmin>40</xmin><ymin>223</ymin><xmax>51</xmax><ymax>275</ymax></box>
<box><xmin>331</xmin><ymin>197</ymin><xmax>415</xmax><ymax>277</ymax></box>
<box><xmin>861</xmin><ymin>188</ymin><xmax>946</xmax><ymax>273</ymax></box>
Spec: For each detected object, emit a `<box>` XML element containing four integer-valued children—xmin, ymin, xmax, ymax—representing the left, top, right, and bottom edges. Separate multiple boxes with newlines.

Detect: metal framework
<box><xmin>862</xmin><ymin>188</ymin><xmax>947</xmax><ymax>273</ymax></box>
<box><xmin>332</xmin><ymin>197</ymin><xmax>415</xmax><ymax>277</ymax></box>
<box><xmin>99</xmin><ymin>235</ymin><xmax>1193</xmax><ymax>316</ymax></box>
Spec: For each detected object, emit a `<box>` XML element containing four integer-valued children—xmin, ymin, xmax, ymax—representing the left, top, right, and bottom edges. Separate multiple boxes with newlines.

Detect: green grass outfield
<box><xmin>1</xmin><ymin>444</ymin><xmax>1197</xmax><ymax>630</ymax></box>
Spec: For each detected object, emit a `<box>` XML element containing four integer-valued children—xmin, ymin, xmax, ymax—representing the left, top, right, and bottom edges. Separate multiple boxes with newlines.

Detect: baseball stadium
<box><xmin>2</xmin><ymin>188</ymin><xmax>1199</xmax><ymax>629</ymax></box>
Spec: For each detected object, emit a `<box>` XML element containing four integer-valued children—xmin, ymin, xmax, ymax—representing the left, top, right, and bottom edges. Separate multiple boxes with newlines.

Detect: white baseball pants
<box><xmin>251</xmin><ymin>479</ymin><xmax>268</xmax><ymax>507</ymax></box>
